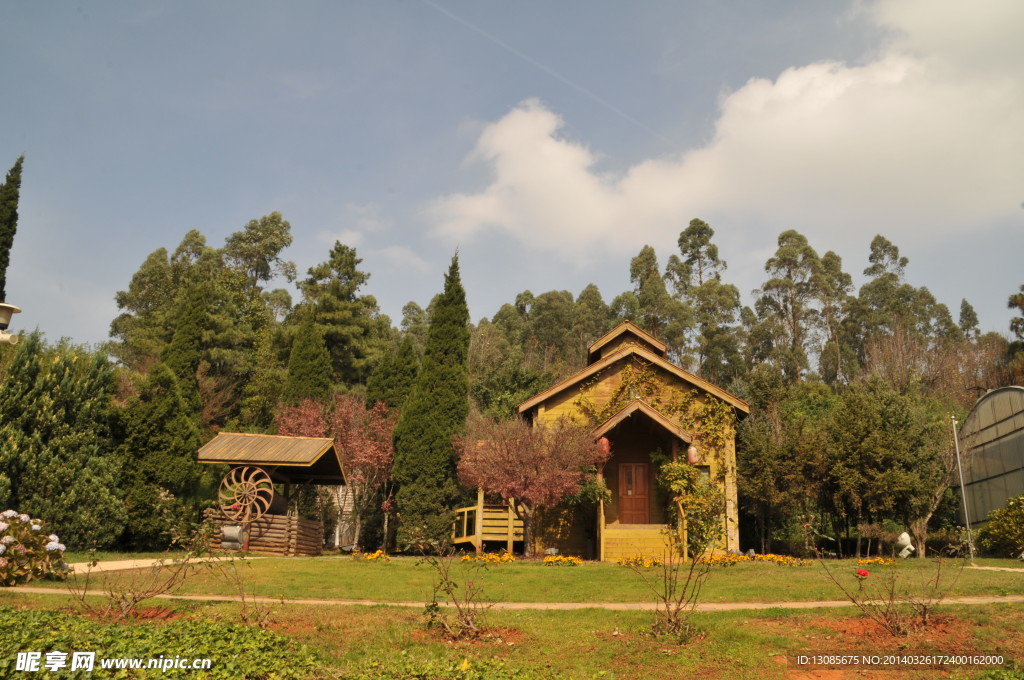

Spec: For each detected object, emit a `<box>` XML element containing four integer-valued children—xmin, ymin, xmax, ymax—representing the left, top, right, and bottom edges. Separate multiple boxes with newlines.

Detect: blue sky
<box><xmin>2</xmin><ymin>1</ymin><xmax>1021</xmax><ymax>347</ymax></box>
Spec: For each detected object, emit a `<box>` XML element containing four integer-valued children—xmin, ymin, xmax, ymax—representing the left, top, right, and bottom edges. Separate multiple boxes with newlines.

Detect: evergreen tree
<box><xmin>365</xmin><ymin>335</ymin><xmax>419</xmax><ymax>411</ymax></box>
<box><xmin>392</xmin><ymin>255</ymin><xmax>470</xmax><ymax>545</ymax></box>
<box><xmin>0</xmin><ymin>156</ymin><xmax>24</xmax><ymax>302</ymax></box>
<box><xmin>159</xmin><ymin>282</ymin><xmax>207</xmax><ymax>419</ymax></box>
<box><xmin>299</xmin><ymin>241</ymin><xmax>390</xmax><ymax>384</ymax></box>
<box><xmin>0</xmin><ymin>334</ymin><xmax>125</xmax><ymax>548</ymax></box>
<box><xmin>282</xmin><ymin>313</ymin><xmax>333</xmax><ymax>405</ymax></box>
<box><xmin>236</xmin><ymin>327</ymin><xmax>286</xmax><ymax>431</ymax></box>
<box><xmin>117</xmin><ymin>363</ymin><xmax>203</xmax><ymax>549</ymax></box>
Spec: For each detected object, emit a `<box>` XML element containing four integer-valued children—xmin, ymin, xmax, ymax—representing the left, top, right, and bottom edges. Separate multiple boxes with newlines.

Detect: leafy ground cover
<box><xmin>38</xmin><ymin>555</ymin><xmax>1024</xmax><ymax>604</ymax></box>
<box><xmin>1</xmin><ymin>591</ymin><xmax>1021</xmax><ymax>679</ymax></box>
<box><xmin>6</xmin><ymin>555</ymin><xmax>1024</xmax><ymax>678</ymax></box>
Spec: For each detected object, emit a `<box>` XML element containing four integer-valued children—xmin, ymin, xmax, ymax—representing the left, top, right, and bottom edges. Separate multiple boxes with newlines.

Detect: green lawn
<box><xmin>46</xmin><ymin>554</ymin><xmax>1024</xmax><ymax>605</ymax></box>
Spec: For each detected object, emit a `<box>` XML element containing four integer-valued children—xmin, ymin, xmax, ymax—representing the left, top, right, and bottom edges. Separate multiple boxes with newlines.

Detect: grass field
<box><xmin>5</xmin><ymin>553</ymin><xmax>1024</xmax><ymax>679</ymax></box>
<box><xmin>37</xmin><ymin>553</ymin><xmax>1024</xmax><ymax>604</ymax></box>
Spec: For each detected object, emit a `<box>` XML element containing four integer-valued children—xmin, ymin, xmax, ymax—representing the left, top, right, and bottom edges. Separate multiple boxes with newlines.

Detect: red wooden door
<box><xmin>618</xmin><ymin>463</ymin><xmax>649</xmax><ymax>524</ymax></box>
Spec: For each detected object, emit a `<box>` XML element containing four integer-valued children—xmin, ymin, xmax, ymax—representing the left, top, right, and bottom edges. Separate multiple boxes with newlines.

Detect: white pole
<box><xmin>951</xmin><ymin>415</ymin><xmax>975</xmax><ymax>562</ymax></box>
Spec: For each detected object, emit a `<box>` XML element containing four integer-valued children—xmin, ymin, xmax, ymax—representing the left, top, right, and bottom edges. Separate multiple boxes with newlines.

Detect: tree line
<box><xmin>2</xmin><ymin>154</ymin><xmax>1023</xmax><ymax>554</ymax></box>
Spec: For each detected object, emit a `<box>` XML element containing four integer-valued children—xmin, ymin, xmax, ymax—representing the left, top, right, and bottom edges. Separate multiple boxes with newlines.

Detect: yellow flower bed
<box><xmin>461</xmin><ymin>552</ymin><xmax>516</xmax><ymax>564</ymax></box>
<box><xmin>542</xmin><ymin>555</ymin><xmax>582</xmax><ymax>567</ymax></box>
<box><xmin>617</xmin><ymin>555</ymin><xmax>663</xmax><ymax>568</ymax></box>
<box><xmin>857</xmin><ymin>556</ymin><xmax>895</xmax><ymax>566</ymax></box>
<box><xmin>352</xmin><ymin>549</ymin><xmax>390</xmax><ymax>562</ymax></box>
<box><xmin>701</xmin><ymin>553</ymin><xmax>811</xmax><ymax>567</ymax></box>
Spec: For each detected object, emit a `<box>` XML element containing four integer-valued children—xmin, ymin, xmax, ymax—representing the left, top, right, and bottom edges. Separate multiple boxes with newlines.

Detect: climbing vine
<box><xmin>572</xmin><ymin>357</ymin><xmax>736</xmax><ymax>477</ymax></box>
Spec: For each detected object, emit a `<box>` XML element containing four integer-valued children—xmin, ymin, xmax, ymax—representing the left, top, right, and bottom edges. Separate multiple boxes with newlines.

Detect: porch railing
<box><xmin>452</xmin><ymin>490</ymin><xmax>523</xmax><ymax>553</ymax></box>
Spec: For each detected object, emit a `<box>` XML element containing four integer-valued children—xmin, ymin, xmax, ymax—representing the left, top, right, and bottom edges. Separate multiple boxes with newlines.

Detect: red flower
<box><xmin>855</xmin><ymin>568</ymin><xmax>869</xmax><ymax>578</ymax></box>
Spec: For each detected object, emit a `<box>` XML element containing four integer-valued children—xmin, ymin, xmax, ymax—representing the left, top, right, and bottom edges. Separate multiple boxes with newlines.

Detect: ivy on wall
<box><xmin>572</xmin><ymin>357</ymin><xmax>736</xmax><ymax>480</ymax></box>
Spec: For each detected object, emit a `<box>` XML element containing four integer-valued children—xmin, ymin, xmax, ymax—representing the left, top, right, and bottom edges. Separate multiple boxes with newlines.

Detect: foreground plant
<box><xmin>816</xmin><ymin>545</ymin><xmax>966</xmax><ymax>636</ymax></box>
<box><xmin>629</xmin><ymin>461</ymin><xmax>725</xmax><ymax>643</ymax></box>
<box><xmin>66</xmin><ymin>492</ymin><xmax>217</xmax><ymax>620</ymax></box>
<box><xmin>413</xmin><ymin>537</ymin><xmax>492</xmax><ymax>640</ymax></box>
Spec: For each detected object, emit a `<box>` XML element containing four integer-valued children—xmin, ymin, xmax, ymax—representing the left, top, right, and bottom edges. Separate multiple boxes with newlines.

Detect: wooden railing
<box><xmin>452</xmin><ymin>490</ymin><xmax>523</xmax><ymax>554</ymax></box>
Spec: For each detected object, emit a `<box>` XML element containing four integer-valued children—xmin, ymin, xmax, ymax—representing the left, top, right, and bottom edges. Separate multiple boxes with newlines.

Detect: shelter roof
<box><xmin>592</xmin><ymin>399</ymin><xmax>694</xmax><ymax>442</ymax></box>
<box><xmin>587</xmin><ymin>321</ymin><xmax>666</xmax><ymax>363</ymax></box>
<box><xmin>197</xmin><ymin>432</ymin><xmax>346</xmax><ymax>484</ymax></box>
<box><xmin>517</xmin><ymin>343</ymin><xmax>750</xmax><ymax>415</ymax></box>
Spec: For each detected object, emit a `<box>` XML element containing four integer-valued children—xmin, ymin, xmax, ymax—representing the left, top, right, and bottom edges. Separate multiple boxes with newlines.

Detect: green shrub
<box><xmin>978</xmin><ymin>495</ymin><xmax>1024</xmax><ymax>558</ymax></box>
<box><xmin>0</xmin><ymin>510</ymin><xmax>67</xmax><ymax>586</ymax></box>
<box><xmin>0</xmin><ymin>606</ymin><xmax>326</xmax><ymax>679</ymax></box>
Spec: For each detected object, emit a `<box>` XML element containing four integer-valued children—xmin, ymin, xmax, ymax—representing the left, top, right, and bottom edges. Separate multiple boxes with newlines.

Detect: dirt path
<box><xmin>6</xmin><ymin>586</ymin><xmax>1024</xmax><ymax>612</ymax></box>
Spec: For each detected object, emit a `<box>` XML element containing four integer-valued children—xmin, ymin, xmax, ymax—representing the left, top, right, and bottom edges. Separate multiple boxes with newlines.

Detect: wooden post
<box><xmin>506</xmin><ymin>498</ymin><xmax>514</xmax><ymax>554</ymax></box>
<box><xmin>475</xmin><ymin>488</ymin><xmax>484</xmax><ymax>555</ymax></box>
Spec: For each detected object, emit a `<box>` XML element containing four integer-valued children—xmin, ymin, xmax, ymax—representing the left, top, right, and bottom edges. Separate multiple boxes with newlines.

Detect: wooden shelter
<box><xmin>197</xmin><ymin>432</ymin><xmax>347</xmax><ymax>556</ymax></box>
<box><xmin>514</xmin><ymin>322</ymin><xmax>749</xmax><ymax>561</ymax></box>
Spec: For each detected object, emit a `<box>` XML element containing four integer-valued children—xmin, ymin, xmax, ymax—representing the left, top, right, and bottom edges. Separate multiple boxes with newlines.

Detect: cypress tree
<box><xmin>160</xmin><ymin>283</ymin><xmax>207</xmax><ymax>418</ymax></box>
<box><xmin>365</xmin><ymin>335</ymin><xmax>419</xmax><ymax>411</ymax></box>
<box><xmin>236</xmin><ymin>327</ymin><xmax>285</xmax><ymax>431</ymax></box>
<box><xmin>0</xmin><ymin>156</ymin><xmax>24</xmax><ymax>302</ymax></box>
<box><xmin>392</xmin><ymin>255</ymin><xmax>470</xmax><ymax>545</ymax></box>
<box><xmin>118</xmin><ymin>363</ymin><xmax>203</xmax><ymax>549</ymax></box>
<box><xmin>282</xmin><ymin>312</ymin><xmax>333</xmax><ymax>405</ymax></box>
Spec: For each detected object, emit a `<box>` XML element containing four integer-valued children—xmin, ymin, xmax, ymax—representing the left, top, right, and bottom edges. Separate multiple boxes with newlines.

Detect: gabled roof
<box><xmin>592</xmin><ymin>399</ymin><xmax>694</xmax><ymax>442</ymax></box>
<box><xmin>517</xmin><ymin>343</ymin><xmax>750</xmax><ymax>415</ymax></box>
<box><xmin>587</xmin><ymin>321</ymin><xmax>667</xmax><ymax>363</ymax></box>
<box><xmin>197</xmin><ymin>432</ymin><xmax>346</xmax><ymax>484</ymax></box>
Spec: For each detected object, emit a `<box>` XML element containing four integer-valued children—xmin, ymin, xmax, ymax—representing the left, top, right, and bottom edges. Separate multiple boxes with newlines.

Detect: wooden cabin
<box><xmin>516</xmin><ymin>322</ymin><xmax>749</xmax><ymax>562</ymax></box>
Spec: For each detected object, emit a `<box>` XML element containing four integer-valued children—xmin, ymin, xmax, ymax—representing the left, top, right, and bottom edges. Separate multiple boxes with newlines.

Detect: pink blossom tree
<box><xmin>275</xmin><ymin>395</ymin><xmax>397</xmax><ymax>550</ymax></box>
<box><xmin>457</xmin><ymin>416</ymin><xmax>610</xmax><ymax>556</ymax></box>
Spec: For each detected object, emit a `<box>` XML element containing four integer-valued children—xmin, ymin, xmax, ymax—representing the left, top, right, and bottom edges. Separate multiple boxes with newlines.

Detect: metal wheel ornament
<box><xmin>218</xmin><ymin>466</ymin><xmax>274</xmax><ymax>523</ymax></box>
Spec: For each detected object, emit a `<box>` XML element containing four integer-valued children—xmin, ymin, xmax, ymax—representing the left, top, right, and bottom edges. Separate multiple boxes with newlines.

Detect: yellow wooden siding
<box><xmin>526</xmin><ymin>342</ymin><xmax>742</xmax><ymax>559</ymax></box>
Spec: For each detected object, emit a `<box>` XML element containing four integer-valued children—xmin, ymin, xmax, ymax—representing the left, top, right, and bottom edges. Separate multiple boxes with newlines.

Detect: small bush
<box><xmin>978</xmin><ymin>495</ymin><xmax>1024</xmax><ymax>558</ymax></box>
<box><xmin>0</xmin><ymin>510</ymin><xmax>67</xmax><ymax>586</ymax></box>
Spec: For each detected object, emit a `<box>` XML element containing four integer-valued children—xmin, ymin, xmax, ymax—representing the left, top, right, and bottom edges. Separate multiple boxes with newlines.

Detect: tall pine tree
<box><xmin>282</xmin><ymin>312</ymin><xmax>333</xmax><ymax>405</ymax></box>
<box><xmin>392</xmin><ymin>255</ymin><xmax>470</xmax><ymax>545</ymax></box>
<box><xmin>365</xmin><ymin>334</ymin><xmax>419</xmax><ymax>411</ymax></box>
<box><xmin>0</xmin><ymin>156</ymin><xmax>24</xmax><ymax>302</ymax></box>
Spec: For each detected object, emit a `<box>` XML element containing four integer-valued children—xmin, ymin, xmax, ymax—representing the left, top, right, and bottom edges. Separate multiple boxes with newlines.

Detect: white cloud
<box><xmin>319</xmin><ymin>202</ymin><xmax>395</xmax><ymax>247</ymax></box>
<box><xmin>428</xmin><ymin>1</ymin><xmax>1024</xmax><ymax>261</ymax></box>
<box><xmin>371</xmin><ymin>245</ymin><xmax>431</xmax><ymax>274</ymax></box>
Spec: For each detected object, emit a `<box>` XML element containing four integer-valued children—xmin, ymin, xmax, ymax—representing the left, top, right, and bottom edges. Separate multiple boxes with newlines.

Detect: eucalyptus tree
<box><xmin>666</xmin><ymin>219</ymin><xmax>743</xmax><ymax>383</ymax></box>
<box><xmin>753</xmin><ymin>230</ymin><xmax>822</xmax><ymax>382</ymax></box>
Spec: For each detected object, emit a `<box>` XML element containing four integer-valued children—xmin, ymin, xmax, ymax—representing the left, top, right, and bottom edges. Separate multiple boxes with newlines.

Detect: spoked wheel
<box><xmin>218</xmin><ymin>466</ymin><xmax>274</xmax><ymax>523</ymax></box>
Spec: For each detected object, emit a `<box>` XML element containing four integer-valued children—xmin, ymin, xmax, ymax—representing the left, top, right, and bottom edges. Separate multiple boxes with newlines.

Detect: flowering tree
<box><xmin>275</xmin><ymin>395</ymin><xmax>397</xmax><ymax>550</ymax></box>
<box><xmin>457</xmin><ymin>416</ymin><xmax>610</xmax><ymax>556</ymax></box>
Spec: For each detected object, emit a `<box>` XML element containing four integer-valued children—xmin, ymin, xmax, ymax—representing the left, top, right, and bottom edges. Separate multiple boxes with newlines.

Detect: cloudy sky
<box><xmin>1</xmin><ymin>1</ymin><xmax>1021</xmax><ymax>347</ymax></box>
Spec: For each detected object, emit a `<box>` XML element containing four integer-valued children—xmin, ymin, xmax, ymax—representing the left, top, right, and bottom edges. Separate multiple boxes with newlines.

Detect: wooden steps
<box><xmin>602</xmin><ymin>524</ymin><xmax>673</xmax><ymax>562</ymax></box>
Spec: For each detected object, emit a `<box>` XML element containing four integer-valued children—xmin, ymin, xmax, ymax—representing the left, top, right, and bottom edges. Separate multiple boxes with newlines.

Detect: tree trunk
<box><xmin>520</xmin><ymin>504</ymin><xmax>534</xmax><ymax>558</ymax></box>
<box><xmin>855</xmin><ymin>509</ymin><xmax>862</xmax><ymax>558</ymax></box>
